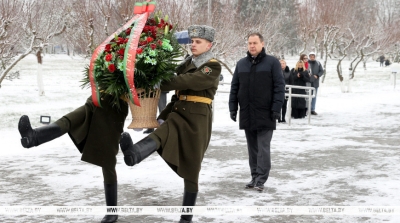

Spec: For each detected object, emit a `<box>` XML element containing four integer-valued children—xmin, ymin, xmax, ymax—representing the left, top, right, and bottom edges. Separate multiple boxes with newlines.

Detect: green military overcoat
<box><xmin>149</xmin><ymin>53</ymin><xmax>221</xmax><ymax>184</ymax></box>
<box><xmin>63</xmin><ymin>94</ymin><xmax>128</xmax><ymax>169</ymax></box>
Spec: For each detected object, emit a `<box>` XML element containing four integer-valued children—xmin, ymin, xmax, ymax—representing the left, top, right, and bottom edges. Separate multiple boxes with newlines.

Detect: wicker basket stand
<box><xmin>127</xmin><ymin>88</ymin><xmax>161</xmax><ymax>129</ymax></box>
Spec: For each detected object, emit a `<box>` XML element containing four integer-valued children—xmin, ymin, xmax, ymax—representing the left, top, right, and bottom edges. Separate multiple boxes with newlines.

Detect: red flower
<box><xmin>157</xmin><ymin>40</ymin><xmax>162</xmax><ymax>46</ymax></box>
<box><xmin>105</xmin><ymin>54</ymin><xmax>112</xmax><ymax>62</ymax></box>
<box><xmin>146</xmin><ymin>37</ymin><xmax>154</xmax><ymax>43</ymax></box>
<box><xmin>108</xmin><ymin>64</ymin><xmax>116</xmax><ymax>73</ymax></box>
<box><xmin>169</xmin><ymin>24</ymin><xmax>173</xmax><ymax>30</ymax></box>
<box><xmin>118</xmin><ymin>48</ymin><xmax>125</xmax><ymax>55</ymax></box>
<box><xmin>125</xmin><ymin>28</ymin><xmax>131</xmax><ymax>35</ymax></box>
<box><xmin>124</xmin><ymin>38</ymin><xmax>129</xmax><ymax>44</ymax></box>
<box><xmin>118</xmin><ymin>56</ymin><xmax>123</xmax><ymax>60</ymax></box>
<box><xmin>117</xmin><ymin>37</ymin><xmax>125</xmax><ymax>45</ymax></box>
<box><xmin>143</xmin><ymin>25</ymin><xmax>150</xmax><ymax>33</ymax></box>
<box><xmin>105</xmin><ymin>44</ymin><xmax>112</xmax><ymax>52</ymax></box>
<box><xmin>150</xmin><ymin>43</ymin><xmax>157</xmax><ymax>50</ymax></box>
<box><xmin>136</xmin><ymin>48</ymin><xmax>143</xmax><ymax>54</ymax></box>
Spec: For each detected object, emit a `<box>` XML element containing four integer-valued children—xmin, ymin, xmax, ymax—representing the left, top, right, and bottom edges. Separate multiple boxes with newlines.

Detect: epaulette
<box><xmin>209</xmin><ymin>59</ymin><xmax>218</xmax><ymax>62</ymax></box>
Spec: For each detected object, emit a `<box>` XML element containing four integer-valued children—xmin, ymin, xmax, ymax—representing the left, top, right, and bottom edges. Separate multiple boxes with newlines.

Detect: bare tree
<box><xmin>335</xmin><ymin>29</ymin><xmax>354</xmax><ymax>82</ymax></box>
<box><xmin>0</xmin><ymin>0</ymin><xmax>26</xmax><ymax>87</ymax></box>
<box><xmin>349</xmin><ymin>32</ymin><xmax>380</xmax><ymax>79</ymax></box>
<box><xmin>321</xmin><ymin>25</ymin><xmax>339</xmax><ymax>82</ymax></box>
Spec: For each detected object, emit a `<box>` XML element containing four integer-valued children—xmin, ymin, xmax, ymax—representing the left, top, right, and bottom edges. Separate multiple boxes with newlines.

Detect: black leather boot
<box><xmin>18</xmin><ymin>115</ymin><xmax>63</xmax><ymax>148</ymax></box>
<box><xmin>101</xmin><ymin>183</ymin><xmax>118</xmax><ymax>223</ymax></box>
<box><xmin>245</xmin><ymin>177</ymin><xmax>256</xmax><ymax>189</ymax></box>
<box><xmin>179</xmin><ymin>191</ymin><xmax>198</xmax><ymax>223</ymax></box>
<box><xmin>120</xmin><ymin>132</ymin><xmax>158</xmax><ymax>166</ymax></box>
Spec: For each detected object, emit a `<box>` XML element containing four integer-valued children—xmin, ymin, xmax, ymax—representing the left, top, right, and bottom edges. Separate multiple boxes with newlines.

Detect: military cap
<box><xmin>188</xmin><ymin>25</ymin><xmax>215</xmax><ymax>42</ymax></box>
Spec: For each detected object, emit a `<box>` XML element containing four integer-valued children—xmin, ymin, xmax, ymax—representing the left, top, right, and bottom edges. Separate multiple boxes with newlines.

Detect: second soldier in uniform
<box><xmin>119</xmin><ymin>25</ymin><xmax>221</xmax><ymax>223</ymax></box>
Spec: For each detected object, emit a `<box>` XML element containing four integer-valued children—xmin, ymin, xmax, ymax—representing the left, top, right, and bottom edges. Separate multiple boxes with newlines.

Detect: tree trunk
<box><xmin>36</xmin><ymin>50</ymin><xmax>45</xmax><ymax>96</ymax></box>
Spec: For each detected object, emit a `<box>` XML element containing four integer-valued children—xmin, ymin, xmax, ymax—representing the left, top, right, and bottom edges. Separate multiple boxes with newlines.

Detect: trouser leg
<box><xmin>244</xmin><ymin>129</ymin><xmax>258</xmax><ymax>179</ymax></box>
<box><xmin>311</xmin><ymin>87</ymin><xmax>318</xmax><ymax>111</ymax></box>
<box><xmin>282</xmin><ymin>100</ymin><xmax>288</xmax><ymax>121</ymax></box>
<box><xmin>158</xmin><ymin>92</ymin><xmax>167</xmax><ymax>112</ymax></box>
<box><xmin>254</xmin><ymin>129</ymin><xmax>273</xmax><ymax>184</ymax></box>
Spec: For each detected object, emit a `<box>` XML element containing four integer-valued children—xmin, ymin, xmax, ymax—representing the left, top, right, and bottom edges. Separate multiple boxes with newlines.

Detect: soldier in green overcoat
<box><xmin>18</xmin><ymin>94</ymin><xmax>128</xmax><ymax>223</ymax></box>
<box><xmin>119</xmin><ymin>25</ymin><xmax>221</xmax><ymax>223</ymax></box>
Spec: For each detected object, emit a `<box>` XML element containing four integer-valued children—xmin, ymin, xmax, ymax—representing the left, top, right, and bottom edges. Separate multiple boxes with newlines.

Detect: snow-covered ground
<box><xmin>1</xmin><ymin>54</ymin><xmax>400</xmax><ymax>223</ymax></box>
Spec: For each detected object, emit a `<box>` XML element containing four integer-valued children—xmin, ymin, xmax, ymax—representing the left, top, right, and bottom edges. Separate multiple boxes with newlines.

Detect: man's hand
<box><xmin>271</xmin><ymin>111</ymin><xmax>280</xmax><ymax>121</ymax></box>
<box><xmin>171</xmin><ymin>94</ymin><xmax>178</xmax><ymax>102</ymax></box>
<box><xmin>230</xmin><ymin>111</ymin><xmax>237</xmax><ymax>122</ymax></box>
<box><xmin>314</xmin><ymin>75</ymin><xmax>318</xmax><ymax>79</ymax></box>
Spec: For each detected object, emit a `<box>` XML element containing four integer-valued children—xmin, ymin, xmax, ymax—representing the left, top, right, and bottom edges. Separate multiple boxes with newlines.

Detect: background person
<box><xmin>279</xmin><ymin>59</ymin><xmax>290</xmax><ymax>123</ymax></box>
<box><xmin>308</xmin><ymin>52</ymin><xmax>324</xmax><ymax>115</ymax></box>
<box><xmin>379</xmin><ymin>55</ymin><xmax>385</xmax><ymax>67</ymax></box>
<box><xmin>228</xmin><ymin>32</ymin><xmax>285</xmax><ymax>192</ymax></box>
<box><xmin>289</xmin><ymin>61</ymin><xmax>310</xmax><ymax>119</ymax></box>
<box><xmin>300</xmin><ymin>54</ymin><xmax>309</xmax><ymax>70</ymax></box>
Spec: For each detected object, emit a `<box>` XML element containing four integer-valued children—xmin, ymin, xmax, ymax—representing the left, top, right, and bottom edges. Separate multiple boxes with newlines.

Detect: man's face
<box><xmin>247</xmin><ymin>35</ymin><xmax>264</xmax><ymax>57</ymax></box>
<box><xmin>280</xmin><ymin>61</ymin><xmax>286</xmax><ymax>70</ymax></box>
<box><xmin>309</xmin><ymin>54</ymin><xmax>316</xmax><ymax>61</ymax></box>
<box><xmin>190</xmin><ymin>38</ymin><xmax>212</xmax><ymax>57</ymax></box>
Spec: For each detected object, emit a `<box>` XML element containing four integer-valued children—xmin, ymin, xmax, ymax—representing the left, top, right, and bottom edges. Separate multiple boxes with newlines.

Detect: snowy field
<box><xmin>1</xmin><ymin>54</ymin><xmax>400</xmax><ymax>223</ymax></box>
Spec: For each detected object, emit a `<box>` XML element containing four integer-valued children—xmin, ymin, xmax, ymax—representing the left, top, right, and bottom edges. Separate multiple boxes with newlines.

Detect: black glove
<box><xmin>170</xmin><ymin>94</ymin><xmax>178</xmax><ymax>102</ymax></box>
<box><xmin>230</xmin><ymin>111</ymin><xmax>237</xmax><ymax>122</ymax></box>
<box><xmin>271</xmin><ymin>111</ymin><xmax>280</xmax><ymax>121</ymax></box>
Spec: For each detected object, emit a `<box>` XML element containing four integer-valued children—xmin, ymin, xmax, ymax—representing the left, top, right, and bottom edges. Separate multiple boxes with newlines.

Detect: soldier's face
<box><xmin>248</xmin><ymin>35</ymin><xmax>264</xmax><ymax>57</ymax></box>
<box><xmin>191</xmin><ymin>38</ymin><xmax>212</xmax><ymax>57</ymax></box>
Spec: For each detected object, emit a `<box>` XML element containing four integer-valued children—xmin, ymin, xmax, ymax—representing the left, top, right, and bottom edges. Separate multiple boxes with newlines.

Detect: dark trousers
<box><xmin>244</xmin><ymin>129</ymin><xmax>273</xmax><ymax>185</ymax></box>
<box><xmin>280</xmin><ymin>99</ymin><xmax>288</xmax><ymax>121</ymax></box>
<box><xmin>158</xmin><ymin>92</ymin><xmax>167</xmax><ymax>113</ymax></box>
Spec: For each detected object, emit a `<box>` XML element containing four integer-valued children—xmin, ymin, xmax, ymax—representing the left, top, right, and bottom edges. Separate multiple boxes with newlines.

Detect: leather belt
<box><xmin>179</xmin><ymin>95</ymin><xmax>212</xmax><ymax>104</ymax></box>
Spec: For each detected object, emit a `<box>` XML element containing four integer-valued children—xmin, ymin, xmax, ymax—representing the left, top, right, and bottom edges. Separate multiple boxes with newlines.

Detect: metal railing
<box><xmin>285</xmin><ymin>85</ymin><xmax>316</xmax><ymax>126</ymax></box>
<box><xmin>391</xmin><ymin>70</ymin><xmax>397</xmax><ymax>90</ymax></box>
<box><xmin>215</xmin><ymin>83</ymin><xmax>316</xmax><ymax>126</ymax></box>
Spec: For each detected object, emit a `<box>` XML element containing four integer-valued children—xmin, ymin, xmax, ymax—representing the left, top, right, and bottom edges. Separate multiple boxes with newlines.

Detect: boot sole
<box><xmin>254</xmin><ymin>187</ymin><xmax>264</xmax><ymax>191</ymax></box>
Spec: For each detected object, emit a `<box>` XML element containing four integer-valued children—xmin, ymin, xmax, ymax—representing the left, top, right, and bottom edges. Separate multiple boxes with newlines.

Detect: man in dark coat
<box><xmin>228</xmin><ymin>32</ymin><xmax>285</xmax><ymax>191</ymax></box>
<box><xmin>308</xmin><ymin>52</ymin><xmax>324</xmax><ymax>115</ymax></box>
<box><xmin>119</xmin><ymin>25</ymin><xmax>221</xmax><ymax>223</ymax></box>
<box><xmin>18</xmin><ymin>94</ymin><xmax>128</xmax><ymax>223</ymax></box>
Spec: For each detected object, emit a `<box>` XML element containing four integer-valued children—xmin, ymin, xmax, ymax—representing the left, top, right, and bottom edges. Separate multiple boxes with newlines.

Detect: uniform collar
<box><xmin>192</xmin><ymin>50</ymin><xmax>214</xmax><ymax>68</ymax></box>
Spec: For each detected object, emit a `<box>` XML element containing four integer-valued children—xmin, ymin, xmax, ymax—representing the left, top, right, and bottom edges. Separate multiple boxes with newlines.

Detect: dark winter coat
<box><xmin>289</xmin><ymin>68</ymin><xmax>310</xmax><ymax>109</ymax></box>
<box><xmin>282</xmin><ymin>66</ymin><xmax>291</xmax><ymax>85</ymax></box>
<box><xmin>64</xmin><ymin>95</ymin><xmax>128</xmax><ymax>169</ymax></box>
<box><xmin>308</xmin><ymin>60</ymin><xmax>324</xmax><ymax>88</ymax></box>
<box><xmin>148</xmin><ymin>56</ymin><xmax>221</xmax><ymax>184</ymax></box>
<box><xmin>229</xmin><ymin>48</ymin><xmax>285</xmax><ymax>131</ymax></box>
